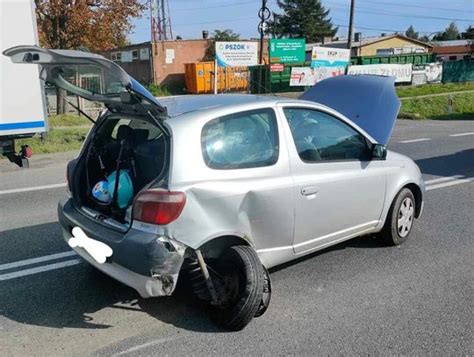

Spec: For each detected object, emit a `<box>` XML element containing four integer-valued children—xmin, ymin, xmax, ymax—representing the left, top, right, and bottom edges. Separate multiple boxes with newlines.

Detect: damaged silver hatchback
<box><xmin>5</xmin><ymin>46</ymin><xmax>425</xmax><ymax>330</ymax></box>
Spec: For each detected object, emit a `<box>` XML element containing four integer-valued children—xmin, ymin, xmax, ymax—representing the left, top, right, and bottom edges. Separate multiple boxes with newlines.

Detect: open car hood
<box><xmin>3</xmin><ymin>45</ymin><xmax>166</xmax><ymax>115</ymax></box>
<box><xmin>299</xmin><ymin>75</ymin><xmax>400</xmax><ymax>145</ymax></box>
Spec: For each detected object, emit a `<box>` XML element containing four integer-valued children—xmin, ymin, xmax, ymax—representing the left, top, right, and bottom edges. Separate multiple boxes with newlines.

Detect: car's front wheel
<box><xmin>382</xmin><ymin>188</ymin><xmax>416</xmax><ymax>246</ymax></box>
<box><xmin>208</xmin><ymin>245</ymin><xmax>264</xmax><ymax>331</ymax></box>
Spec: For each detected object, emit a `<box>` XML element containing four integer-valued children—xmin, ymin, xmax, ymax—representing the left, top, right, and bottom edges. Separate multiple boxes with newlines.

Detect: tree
<box><xmin>419</xmin><ymin>35</ymin><xmax>430</xmax><ymax>42</ymax></box>
<box><xmin>462</xmin><ymin>25</ymin><xmax>474</xmax><ymax>39</ymax></box>
<box><xmin>267</xmin><ymin>0</ymin><xmax>337</xmax><ymax>43</ymax></box>
<box><xmin>405</xmin><ymin>25</ymin><xmax>418</xmax><ymax>40</ymax></box>
<box><xmin>35</xmin><ymin>0</ymin><xmax>145</xmax><ymax>52</ymax></box>
<box><xmin>433</xmin><ymin>22</ymin><xmax>461</xmax><ymax>41</ymax></box>
<box><xmin>35</xmin><ymin>0</ymin><xmax>145</xmax><ymax>113</ymax></box>
<box><xmin>202</xmin><ymin>29</ymin><xmax>240</xmax><ymax>61</ymax></box>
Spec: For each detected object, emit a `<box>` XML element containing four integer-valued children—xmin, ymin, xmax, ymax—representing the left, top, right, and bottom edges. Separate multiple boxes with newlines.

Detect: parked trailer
<box><xmin>0</xmin><ymin>0</ymin><xmax>47</xmax><ymax>167</ymax></box>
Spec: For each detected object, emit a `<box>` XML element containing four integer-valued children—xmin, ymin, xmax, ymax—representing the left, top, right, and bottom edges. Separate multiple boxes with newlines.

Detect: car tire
<box><xmin>209</xmin><ymin>245</ymin><xmax>264</xmax><ymax>331</ymax></box>
<box><xmin>382</xmin><ymin>188</ymin><xmax>416</xmax><ymax>246</ymax></box>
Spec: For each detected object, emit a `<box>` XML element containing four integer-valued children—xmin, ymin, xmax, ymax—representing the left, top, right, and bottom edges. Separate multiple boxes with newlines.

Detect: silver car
<box><xmin>5</xmin><ymin>46</ymin><xmax>424</xmax><ymax>330</ymax></box>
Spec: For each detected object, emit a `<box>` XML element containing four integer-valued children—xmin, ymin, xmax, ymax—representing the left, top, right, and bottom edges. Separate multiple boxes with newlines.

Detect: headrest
<box><xmin>116</xmin><ymin>125</ymin><xmax>136</xmax><ymax>145</ymax></box>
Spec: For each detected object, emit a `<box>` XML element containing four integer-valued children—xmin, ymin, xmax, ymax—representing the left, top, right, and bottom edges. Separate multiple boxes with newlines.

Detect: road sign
<box><xmin>215</xmin><ymin>42</ymin><xmax>259</xmax><ymax>67</ymax></box>
<box><xmin>269</xmin><ymin>39</ymin><xmax>305</xmax><ymax>63</ymax></box>
<box><xmin>270</xmin><ymin>63</ymin><xmax>284</xmax><ymax>72</ymax></box>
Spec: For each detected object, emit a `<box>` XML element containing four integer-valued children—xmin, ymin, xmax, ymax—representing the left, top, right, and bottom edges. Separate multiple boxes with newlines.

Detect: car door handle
<box><xmin>301</xmin><ymin>186</ymin><xmax>319</xmax><ymax>196</ymax></box>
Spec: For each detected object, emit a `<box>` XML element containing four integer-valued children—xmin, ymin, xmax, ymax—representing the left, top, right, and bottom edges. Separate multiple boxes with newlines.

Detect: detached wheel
<box><xmin>209</xmin><ymin>245</ymin><xmax>264</xmax><ymax>331</ymax></box>
<box><xmin>382</xmin><ymin>188</ymin><xmax>416</xmax><ymax>246</ymax></box>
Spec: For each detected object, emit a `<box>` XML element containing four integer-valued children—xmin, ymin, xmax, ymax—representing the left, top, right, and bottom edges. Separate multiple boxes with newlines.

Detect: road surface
<box><xmin>0</xmin><ymin>120</ymin><xmax>473</xmax><ymax>355</ymax></box>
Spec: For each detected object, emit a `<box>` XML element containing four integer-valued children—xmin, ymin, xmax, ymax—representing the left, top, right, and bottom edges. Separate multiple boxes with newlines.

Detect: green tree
<box><xmin>433</xmin><ymin>22</ymin><xmax>461</xmax><ymax>41</ymax></box>
<box><xmin>405</xmin><ymin>25</ymin><xmax>418</xmax><ymax>40</ymax></box>
<box><xmin>462</xmin><ymin>25</ymin><xmax>474</xmax><ymax>39</ymax></box>
<box><xmin>202</xmin><ymin>29</ymin><xmax>240</xmax><ymax>61</ymax></box>
<box><xmin>268</xmin><ymin>0</ymin><xmax>337</xmax><ymax>42</ymax></box>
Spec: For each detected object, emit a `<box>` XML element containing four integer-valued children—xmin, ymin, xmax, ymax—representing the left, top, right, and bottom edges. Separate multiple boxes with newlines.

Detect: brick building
<box><xmin>103</xmin><ymin>39</ymin><xmax>268</xmax><ymax>89</ymax></box>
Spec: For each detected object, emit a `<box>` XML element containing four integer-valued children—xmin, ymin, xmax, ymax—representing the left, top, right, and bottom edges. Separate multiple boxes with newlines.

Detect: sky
<box><xmin>129</xmin><ymin>0</ymin><xmax>474</xmax><ymax>43</ymax></box>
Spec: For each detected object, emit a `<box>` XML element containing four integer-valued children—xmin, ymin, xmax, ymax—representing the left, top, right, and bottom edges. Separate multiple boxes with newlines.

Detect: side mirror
<box><xmin>372</xmin><ymin>144</ymin><xmax>387</xmax><ymax>159</ymax></box>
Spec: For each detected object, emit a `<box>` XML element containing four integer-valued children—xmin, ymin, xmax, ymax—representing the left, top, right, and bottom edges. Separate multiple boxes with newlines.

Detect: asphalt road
<box><xmin>0</xmin><ymin>120</ymin><xmax>473</xmax><ymax>356</ymax></box>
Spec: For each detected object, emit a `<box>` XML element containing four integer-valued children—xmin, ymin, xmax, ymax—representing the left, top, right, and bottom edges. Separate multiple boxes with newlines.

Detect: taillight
<box><xmin>133</xmin><ymin>190</ymin><xmax>186</xmax><ymax>225</ymax></box>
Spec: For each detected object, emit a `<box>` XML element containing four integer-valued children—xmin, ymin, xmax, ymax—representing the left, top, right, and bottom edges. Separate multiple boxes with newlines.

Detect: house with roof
<box><xmin>430</xmin><ymin>40</ymin><xmax>474</xmax><ymax>61</ymax></box>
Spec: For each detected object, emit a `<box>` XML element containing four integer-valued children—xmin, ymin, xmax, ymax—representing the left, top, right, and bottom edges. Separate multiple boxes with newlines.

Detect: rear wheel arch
<box><xmin>197</xmin><ymin>235</ymin><xmax>254</xmax><ymax>259</ymax></box>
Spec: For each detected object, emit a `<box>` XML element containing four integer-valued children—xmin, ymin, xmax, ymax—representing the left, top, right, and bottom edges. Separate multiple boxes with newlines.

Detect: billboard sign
<box><xmin>289</xmin><ymin>66</ymin><xmax>345</xmax><ymax>86</ymax></box>
<box><xmin>269</xmin><ymin>39</ymin><xmax>306</xmax><ymax>63</ymax></box>
<box><xmin>412</xmin><ymin>63</ymin><xmax>443</xmax><ymax>85</ymax></box>
<box><xmin>270</xmin><ymin>63</ymin><xmax>284</xmax><ymax>72</ymax></box>
<box><xmin>311</xmin><ymin>46</ymin><xmax>351</xmax><ymax>68</ymax></box>
<box><xmin>347</xmin><ymin>63</ymin><xmax>413</xmax><ymax>83</ymax></box>
<box><xmin>215</xmin><ymin>41</ymin><xmax>258</xmax><ymax>67</ymax></box>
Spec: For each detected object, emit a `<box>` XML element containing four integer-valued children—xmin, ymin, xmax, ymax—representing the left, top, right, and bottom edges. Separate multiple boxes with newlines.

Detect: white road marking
<box><xmin>426</xmin><ymin>176</ymin><xmax>474</xmax><ymax>191</ymax></box>
<box><xmin>0</xmin><ymin>259</ymin><xmax>82</xmax><ymax>281</ymax></box>
<box><xmin>113</xmin><ymin>337</ymin><xmax>180</xmax><ymax>356</ymax></box>
<box><xmin>1</xmin><ymin>173</ymin><xmax>473</xmax><ymax>282</ymax></box>
<box><xmin>399</xmin><ymin>138</ymin><xmax>431</xmax><ymax>143</ymax></box>
<box><xmin>424</xmin><ymin>175</ymin><xmax>465</xmax><ymax>185</ymax></box>
<box><xmin>449</xmin><ymin>132</ymin><xmax>474</xmax><ymax>137</ymax></box>
<box><xmin>0</xmin><ymin>183</ymin><xmax>67</xmax><ymax>196</ymax></box>
<box><xmin>0</xmin><ymin>251</ymin><xmax>76</xmax><ymax>272</ymax></box>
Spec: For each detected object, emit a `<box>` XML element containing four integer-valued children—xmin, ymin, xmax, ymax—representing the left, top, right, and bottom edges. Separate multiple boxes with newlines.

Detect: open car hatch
<box><xmin>299</xmin><ymin>75</ymin><xmax>400</xmax><ymax>145</ymax></box>
<box><xmin>3</xmin><ymin>45</ymin><xmax>166</xmax><ymax>116</ymax></box>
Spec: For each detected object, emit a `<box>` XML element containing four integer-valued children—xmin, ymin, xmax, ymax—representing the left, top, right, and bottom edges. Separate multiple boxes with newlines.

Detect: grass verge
<box><xmin>396</xmin><ymin>82</ymin><xmax>474</xmax><ymax>98</ymax></box>
<box><xmin>47</xmin><ymin>114</ymin><xmax>92</xmax><ymax>127</ymax></box>
<box><xmin>17</xmin><ymin>127</ymin><xmax>90</xmax><ymax>155</ymax></box>
<box><xmin>400</xmin><ymin>92</ymin><xmax>474</xmax><ymax>120</ymax></box>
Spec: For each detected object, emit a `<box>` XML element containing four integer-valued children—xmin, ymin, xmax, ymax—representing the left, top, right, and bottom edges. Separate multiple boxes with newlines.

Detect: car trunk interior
<box><xmin>71</xmin><ymin>113</ymin><xmax>169</xmax><ymax>228</ymax></box>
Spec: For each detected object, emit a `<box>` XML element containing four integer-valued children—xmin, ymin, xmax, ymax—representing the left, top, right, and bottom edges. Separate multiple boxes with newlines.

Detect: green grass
<box><xmin>47</xmin><ymin>114</ymin><xmax>92</xmax><ymax>127</ymax></box>
<box><xmin>400</xmin><ymin>92</ymin><xmax>474</xmax><ymax>120</ymax></box>
<box><xmin>396</xmin><ymin>82</ymin><xmax>474</xmax><ymax>98</ymax></box>
<box><xmin>16</xmin><ymin>126</ymin><xmax>90</xmax><ymax>155</ymax></box>
<box><xmin>146</xmin><ymin>83</ymin><xmax>185</xmax><ymax>97</ymax></box>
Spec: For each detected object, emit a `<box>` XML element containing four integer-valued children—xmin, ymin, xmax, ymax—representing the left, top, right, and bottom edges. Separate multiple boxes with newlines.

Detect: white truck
<box><xmin>0</xmin><ymin>0</ymin><xmax>47</xmax><ymax>167</ymax></box>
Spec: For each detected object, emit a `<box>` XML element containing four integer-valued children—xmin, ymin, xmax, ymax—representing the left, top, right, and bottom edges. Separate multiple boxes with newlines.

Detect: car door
<box><xmin>279</xmin><ymin>105</ymin><xmax>386</xmax><ymax>254</ymax></box>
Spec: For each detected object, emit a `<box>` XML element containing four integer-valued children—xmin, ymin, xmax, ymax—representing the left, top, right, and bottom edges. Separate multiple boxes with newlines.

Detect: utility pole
<box><xmin>347</xmin><ymin>0</ymin><xmax>355</xmax><ymax>51</ymax></box>
<box><xmin>258</xmin><ymin>0</ymin><xmax>269</xmax><ymax>64</ymax></box>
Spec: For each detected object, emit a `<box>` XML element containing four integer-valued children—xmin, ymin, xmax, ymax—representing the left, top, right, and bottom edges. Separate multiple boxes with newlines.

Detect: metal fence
<box><xmin>442</xmin><ymin>60</ymin><xmax>474</xmax><ymax>83</ymax></box>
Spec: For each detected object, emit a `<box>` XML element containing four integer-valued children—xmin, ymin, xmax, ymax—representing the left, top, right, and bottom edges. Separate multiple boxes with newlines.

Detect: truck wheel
<box><xmin>209</xmin><ymin>245</ymin><xmax>264</xmax><ymax>331</ymax></box>
<box><xmin>382</xmin><ymin>188</ymin><xmax>416</xmax><ymax>246</ymax></box>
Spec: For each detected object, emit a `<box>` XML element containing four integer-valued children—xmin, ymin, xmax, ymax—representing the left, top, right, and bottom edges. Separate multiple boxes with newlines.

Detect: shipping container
<box><xmin>185</xmin><ymin>62</ymin><xmax>249</xmax><ymax>94</ymax></box>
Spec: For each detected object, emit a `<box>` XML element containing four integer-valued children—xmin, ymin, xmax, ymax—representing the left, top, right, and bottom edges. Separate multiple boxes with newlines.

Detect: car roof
<box><xmin>158</xmin><ymin>94</ymin><xmax>284</xmax><ymax>117</ymax></box>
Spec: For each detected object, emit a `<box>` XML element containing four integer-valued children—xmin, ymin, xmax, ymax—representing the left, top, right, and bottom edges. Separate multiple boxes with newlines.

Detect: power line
<box><xmin>325</xmin><ymin>0</ymin><xmax>471</xmax><ymax>13</ymax></box>
<box><xmin>357</xmin><ymin>0</ymin><xmax>471</xmax><ymax>13</ymax></box>
<box><xmin>173</xmin><ymin>1</ymin><xmax>257</xmax><ymax>12</ymax></box>
<box><xmin>326</xmin><ymin>1</ymin><xmax>473</xmax><ymax>22</ymax></box>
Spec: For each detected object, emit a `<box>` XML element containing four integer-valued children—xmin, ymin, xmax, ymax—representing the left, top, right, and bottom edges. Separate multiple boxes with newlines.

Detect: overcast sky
<box><xmin>129</xmin><ymin>0</ymin><xmax>473</xmax><ymax>43</ymax></box>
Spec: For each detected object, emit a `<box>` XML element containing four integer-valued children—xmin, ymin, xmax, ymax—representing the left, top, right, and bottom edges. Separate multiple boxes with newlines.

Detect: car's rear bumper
<box><xmin>58</xmin><ymin>197</ymin><xmax>186</xmax><ymax>298</ymax></box>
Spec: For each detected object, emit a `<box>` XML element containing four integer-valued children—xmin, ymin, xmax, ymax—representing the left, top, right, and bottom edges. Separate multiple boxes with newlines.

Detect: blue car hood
<box><xmin>299</xmin><ymin>75</ymin><xmax>400</xmax><ymax>145</ymax></box>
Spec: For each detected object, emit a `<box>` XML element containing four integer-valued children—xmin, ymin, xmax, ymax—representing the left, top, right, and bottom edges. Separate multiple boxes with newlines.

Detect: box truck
<box><xmin>0</xmin><ymin>0</ymin><xmax>47</xmax><ymax>167</ymax></box>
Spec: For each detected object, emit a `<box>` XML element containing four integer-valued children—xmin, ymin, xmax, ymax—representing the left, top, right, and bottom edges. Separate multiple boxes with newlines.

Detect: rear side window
<box><xmin>201</xmin><ymin>108</ymin><xmax>279</xmax><ymax>169</ymax></box>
